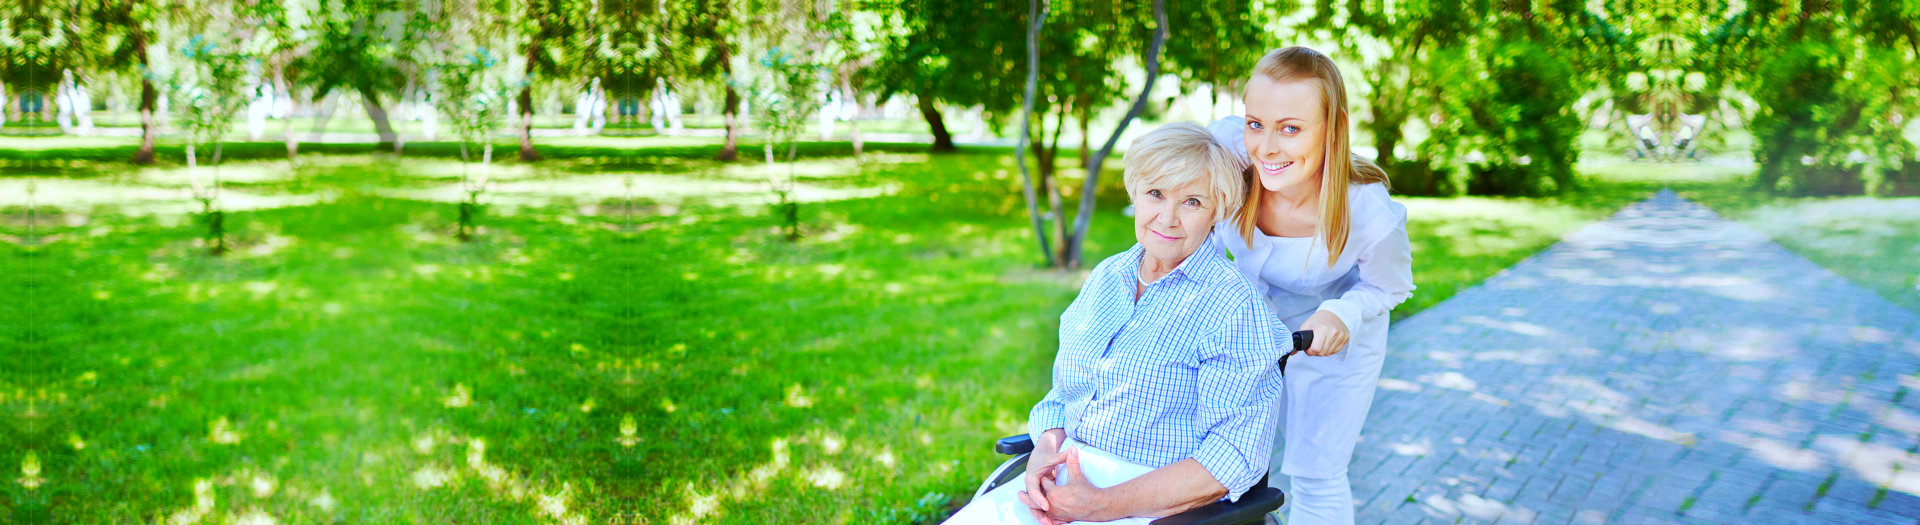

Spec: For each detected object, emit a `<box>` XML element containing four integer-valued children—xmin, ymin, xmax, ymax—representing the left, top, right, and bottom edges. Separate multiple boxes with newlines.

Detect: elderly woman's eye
<box><xmin>1147</xmin><ymin>189</ymin><xmax>1163</xmax><ymax>199</ymax></box>
<box><xmin>1185</xmin><ymin>198</ymin><xmax>1203</xmax><ymax>207</ymax></box>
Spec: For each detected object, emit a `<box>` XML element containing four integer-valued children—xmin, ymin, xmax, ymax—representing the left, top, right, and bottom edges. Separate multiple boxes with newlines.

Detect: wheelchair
<box><xmin>968</xmin><ymin>331</ymin><xmax>1313</xmax><ymax>525</ymax></box>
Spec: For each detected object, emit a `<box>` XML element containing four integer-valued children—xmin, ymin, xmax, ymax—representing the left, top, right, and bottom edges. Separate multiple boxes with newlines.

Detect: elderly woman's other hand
<box><xmin>1035</xmin><ymin>448</ymin><xmax>1120</xmax><ymax>523</ymax></box>
<box><xmin>1017</xmin><ymin>430</ymin><xmax>1069</xmax><ymax>523</ymax></box>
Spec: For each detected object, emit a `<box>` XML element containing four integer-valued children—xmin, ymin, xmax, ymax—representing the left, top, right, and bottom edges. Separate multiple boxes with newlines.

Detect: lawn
<box><xmin>1645</xmin><ymin>155</ymin><xmax>1920</xmax><ymax>314</ymax></box>
<box><xmin>4</xmin><ymin>137</ymin><xmax>1674</xmax><ymax>523</ymax></box>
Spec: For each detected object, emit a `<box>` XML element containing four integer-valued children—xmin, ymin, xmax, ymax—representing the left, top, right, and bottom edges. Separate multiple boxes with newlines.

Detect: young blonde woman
<box><xmin>1206</xmin><ymin>47</ymin><xmax>1415</xmax><ymax>524</ymax></box>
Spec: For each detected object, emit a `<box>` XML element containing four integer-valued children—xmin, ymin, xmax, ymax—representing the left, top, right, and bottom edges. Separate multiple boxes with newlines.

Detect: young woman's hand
<box><xmin>1300</xmin><ymin>310</ymin><xmax>1350</xmax><ymax>357</ymax></box>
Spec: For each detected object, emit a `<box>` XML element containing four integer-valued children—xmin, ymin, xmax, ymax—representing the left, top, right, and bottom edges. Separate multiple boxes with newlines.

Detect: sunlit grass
<box><xmin>5</xmin><ymin>136</ymin><xmax>1706</xmax><ymax>522</ymax></box>
<box><xmin>1720</xmin><ymin>196</ymin><xmax>1920</xmax><ymax>313</ymax></box>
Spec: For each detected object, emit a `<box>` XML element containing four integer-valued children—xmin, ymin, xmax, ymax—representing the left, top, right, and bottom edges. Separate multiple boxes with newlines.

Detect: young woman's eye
<box><xmin>1282</xmin><ymin>125</ymin><xmax>1301</xmax><ymax>134</ymax></box>
<box><xmin>1246</xmin><ymin>121</ymin><xmax>1263</xmax><ymax>131</ymax></box>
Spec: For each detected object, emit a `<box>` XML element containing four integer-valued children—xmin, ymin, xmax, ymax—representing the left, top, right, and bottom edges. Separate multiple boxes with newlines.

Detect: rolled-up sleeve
<box><xmin>1316</xmin><ymin>218</ymin><xmax>1415</xmax><ymax>338</ymax></box>
<box><xmin>1028</xmin><ymin>389</ymin><xmax>1066</xmax><ymax>441</ymax></box>
<box><xmin>1191</xmin><ymin>293</ymin><xmax>1287</xmax><ymax>501</ymax></box>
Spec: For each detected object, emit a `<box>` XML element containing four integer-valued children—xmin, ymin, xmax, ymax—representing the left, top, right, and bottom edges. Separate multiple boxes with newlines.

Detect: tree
<box><xmin>1014</xmin><ymin>0</ymin><xmax>1052</xmax><ymax>265</ymax></box>
<box><xmin>292</xmin><ymin>0</ymin><xmax>416</xmax><ymax>153</ymax></box>
<box><xmin>666</xmin><ymin>0</ymin><xmax>744</xmax><ymax>160</ymax></box>
<box><xmin>506</xmin><ymin>0</ymin><xmax>599</xmax><ymax>162</ymax></box>
<box><xmin>873</xmin><ymin>0</ymin><xmax>1025</xmax><ymax>152</ymax></box>
<box><xmin>167</xmin><ymin>29</ymin><xmax>253</xmax><ymax>254</ymax></box>
<box><xmin>814</xmin><ymin>3</ymin><xmax>888</xmax><ymax>158</ymax></box>
<box><xmin>1299</xmin><ymin>0</ymin><xmax>1478</xmax><ymax>176</ymax></box>
<box><xmin>1006</xmin><ymin>0</ymin><xmax>1169</xmax><ymax>268</ymax></box>
<box><xmin>1712</xmin><ymin>0</ymin><xmax>1920</xmax><ymax>194</ymax></box>
<box><xmin>236</xmin><ymin>0</ymin><xmax>313</xmax><ymax>161</ymax></box>
<box><xmin>744</xmin><ymin>47</ymin><xmax>821</xmax><ymax>240</ymax></box>
<box><xmin>437</xmin><ymin>47</ymin><xmax>519</xmax><ymax>240</ymax></box>
<box><xmin>1161</xmin><ymin>0</ymin><xmax>1286</xmax><ymax>121</ymax></box>
<box><xmin>58</xmin><ymin>0</ymin><xmax>164</xmax><ymax>163</ymax></box>
<box><xmin>1061</xmin><ymin>0</ymin><xmax>1166</xmax><ymax>268</ymax></box>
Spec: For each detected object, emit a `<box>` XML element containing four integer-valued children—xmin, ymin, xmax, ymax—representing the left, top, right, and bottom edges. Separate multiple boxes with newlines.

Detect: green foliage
<box><xmin>1749</xmin><ymin>40</ymin><xmax>1855</xmax><ymax>194</ymax></box>
<box><xmin>436</xmin><ymin>47</ymin><xmax>521</xmax><ymax>160</ymax></box>
<box><xmin>1715</xmin><ymin>0</ymin><xmax>1920</xmax><ymax>194</ymax></box>
<box><xmin>1162</xmin><ymin>0</ymin><xmax>1287</xmax><ymax>99</ymax></box>
<box><xmin>870</xmin><ymin>0</ymin><xmax>1024</xmax><ymax>120</ymax></box>
<box><xmin>1304</xmin><ymin>0</ymin><xmax>1484</xmax><ymax>178</ymax></box>
<box><xmin>1307</xmin><ymin>0</ymin><xmax>1613</xmax><ymax>196</ymax></box>
<box><xmin>166</xmin><ymin>34</ymin><xmax>250</xmax><ymax>151</ymax></box>
<box><xmin>743</xmin><ymin>46</ymin><xmax>823</xmax><ymax>240</ymax></box>
<box><xmin>1468</xmin><ymin>41</ymin><xmax>1586</xmax><ymax>195</ymax></box>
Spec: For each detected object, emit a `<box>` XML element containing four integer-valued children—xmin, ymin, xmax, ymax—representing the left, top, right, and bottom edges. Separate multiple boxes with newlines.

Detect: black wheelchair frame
<box><xmin>969</xmin><ymin>331</ymin><xmax>1313</xmax><ymax>525</ymax></box>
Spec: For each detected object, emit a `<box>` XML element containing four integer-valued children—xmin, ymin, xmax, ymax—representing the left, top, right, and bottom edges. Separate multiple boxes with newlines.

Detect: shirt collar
<box><xmin>1127</xmin><ymin>233</ymin><xmax>1231</xmax><ymax>286</ymax></box>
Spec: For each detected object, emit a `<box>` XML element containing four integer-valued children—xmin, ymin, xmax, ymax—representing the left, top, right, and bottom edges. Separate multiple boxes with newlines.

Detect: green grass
<box><xmin>1639</xmin><ymin>159</ymin><xmax>1920</xmax><ymax>314</ymax></box>
<box><xmin>4</xmin><ymin>137</ymin><xmax>1690</xmax><ymax>522</ymax></box>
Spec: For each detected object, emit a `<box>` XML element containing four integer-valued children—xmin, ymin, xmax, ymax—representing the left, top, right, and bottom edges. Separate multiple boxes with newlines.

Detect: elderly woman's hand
<box><xmin>1036</xmin><ymin>448</ymin><xmax>1121</xmax><ymax>523</ymax></box>
<box><xmin>1300</xmin><ymin>310</ymin><xmax>1350</xmax><ymax>357</ymax></box>
<box><xmin>1017</xmin><ymin>430</ymin><xmax>1069</xmax><ymax>524</ymax></box>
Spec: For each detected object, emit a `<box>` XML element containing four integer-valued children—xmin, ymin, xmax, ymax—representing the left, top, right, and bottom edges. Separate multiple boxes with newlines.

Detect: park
<box><xmin>3</xmin><ymin>0</ymin><xmax>1920</xmax><ymax>523</ymax></box>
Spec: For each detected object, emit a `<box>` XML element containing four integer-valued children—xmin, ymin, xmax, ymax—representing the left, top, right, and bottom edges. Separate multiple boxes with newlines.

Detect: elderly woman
<box><xmin>945</xmin><ymin>123</ymin><xmax>1289</xmax><ymax>525</ymax></box>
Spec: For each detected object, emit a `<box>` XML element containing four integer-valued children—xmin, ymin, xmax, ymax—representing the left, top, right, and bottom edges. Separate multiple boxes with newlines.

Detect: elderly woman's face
<box><xmin>1133</xmin><ymin>176</ymin><xmax>1217</xmax><ymax>265</ymax></box>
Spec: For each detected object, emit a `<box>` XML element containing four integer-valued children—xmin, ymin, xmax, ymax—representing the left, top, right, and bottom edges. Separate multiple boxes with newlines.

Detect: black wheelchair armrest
<box><xmin>996</xmin><ymin>434</ymin><xmax>1034</xmax><ymax>455</ymax></box>
<box><xmin>1147</xmin><ymin>485</ymin><xmax>1284</xmax><ymax>525</ymax></box>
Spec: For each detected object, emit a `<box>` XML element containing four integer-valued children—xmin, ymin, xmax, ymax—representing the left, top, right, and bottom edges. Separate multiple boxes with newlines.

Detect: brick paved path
<box><xmin>1305</xmin><ymin>190</ymin><xmax>1920</xmax><ymax>523</ymax></box>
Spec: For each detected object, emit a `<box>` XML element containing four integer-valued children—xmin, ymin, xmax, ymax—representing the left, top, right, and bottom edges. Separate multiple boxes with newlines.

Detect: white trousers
<box><xmin>1285</xmin><ymin>473</ymin><xmax>1353</xmax><ymax>525</ymax></box>
<box><xmin>944</xmin><ymin>440</ymin><xmax>1156</xmax><ymax>525</ymax></box>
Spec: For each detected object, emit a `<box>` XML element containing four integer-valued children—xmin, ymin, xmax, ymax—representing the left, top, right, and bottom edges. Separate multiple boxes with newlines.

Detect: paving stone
<box><xmin>1339</xmin><ymin>191</ymin><xmax>1920</xmax><ymax>522</ymax></box>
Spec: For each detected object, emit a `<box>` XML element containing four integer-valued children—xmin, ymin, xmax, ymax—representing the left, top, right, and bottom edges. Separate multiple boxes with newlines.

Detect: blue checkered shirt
<box><xmin>1028</xmin><ymin>239</ymin><xmax>1289</xmax><ymax>500</ymax></box>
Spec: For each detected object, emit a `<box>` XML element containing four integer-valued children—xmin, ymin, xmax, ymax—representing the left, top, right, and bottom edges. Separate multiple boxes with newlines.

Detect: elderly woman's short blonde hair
<box><xmin>1123</xmin><ymin>122</ymin><xmax>1248</xmax><ymax>224</ymax></box>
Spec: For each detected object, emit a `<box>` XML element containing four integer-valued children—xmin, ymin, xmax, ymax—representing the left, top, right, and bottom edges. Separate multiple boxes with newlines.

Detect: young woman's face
<box><xmin>1242</xmin><ymin>76</ymin><xmax>1327</xmax><ymax>193</ymax></box>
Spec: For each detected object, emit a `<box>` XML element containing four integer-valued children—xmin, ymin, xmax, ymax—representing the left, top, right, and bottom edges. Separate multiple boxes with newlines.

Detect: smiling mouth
<box><xmin>1150</xmin><ymin>230</ymin><xmax>1179</xmax><ymax>241</ymax></box>
<box><xmin>1260</xmin><ymin>161</ymin><xmax>1293</xmax><ymax>174</ymax></box>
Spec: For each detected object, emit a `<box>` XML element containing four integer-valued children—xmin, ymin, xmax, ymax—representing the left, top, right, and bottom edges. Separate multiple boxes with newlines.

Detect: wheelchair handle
<box><xmin>1280</xmin><ymin>330</ymin><xmax>1313</xmax><ymax>377</ymax></box>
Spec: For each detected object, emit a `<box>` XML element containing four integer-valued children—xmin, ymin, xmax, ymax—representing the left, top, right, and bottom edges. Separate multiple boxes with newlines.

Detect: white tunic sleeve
<box><xmin>1206</xmin><ymin>116</ymin><xmax>1250</xmax><ymax>161</ymax></box>
<box><xmin>1314</xmin><ymin>212</ymin><xmax>1414</xmax><ymax>337</ymax></box>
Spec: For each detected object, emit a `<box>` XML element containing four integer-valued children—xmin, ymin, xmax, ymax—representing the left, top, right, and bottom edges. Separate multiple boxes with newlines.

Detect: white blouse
<box><xmin>1208</xmin><ymin>183</ymin><xmax>1415</xmax><ymax>335</ymax></box>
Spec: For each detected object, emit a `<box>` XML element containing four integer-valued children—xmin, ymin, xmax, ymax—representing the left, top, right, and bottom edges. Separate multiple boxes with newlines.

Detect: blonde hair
<box><xmin>1123</xmin><ymin>122</ymin><xmax>1248</xmax><ymax>225</ymax></box>
<box><xmin>1236</xmin><ymin>46</ymin><xmax>1390</xmax><ymax>266</ymax></box>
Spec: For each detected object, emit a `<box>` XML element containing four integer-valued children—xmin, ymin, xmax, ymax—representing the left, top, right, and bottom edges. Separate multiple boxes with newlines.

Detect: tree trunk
<box><xmin>356</xmin><ymin>85</ymin><xmax>398</xmax><ymax>151</ymax></box>
<box><xmin>842</xmin><ymin>74</ymin><xmax>863</xmax><ymax>158</ymax></box>
<box><xmin>1067</xmin><ymin>0</ymin><xmax>1167</xmax><ymax>268</ymax></box>
<box><xmin>1046</xmin><ymin>105</ymin><xmax>1069</xmax><ymax>263</ymax></box>
<box><xmin>132</xmin><ymin>31</ymin><xmax>157</xmax><ymax>164</ymax></box>
<box><xmin>517</xmin><ymin>85</ymin><xmax>539</xmax><ymax>161</ymax></box>
<box><xmin>1076</xmin><ymin>104</ymin><xmax>1090</xmax><ymax>167</ymax></box>
<box><xmin>277</xmin><ymin>67</ymin><xmax>297</xmax><ymax>160</ymax></box>
<box><xmin>1373</xmin><ymin>122</ymin><xmax>1401</xmax><ymax>169</ymax></box>
<box><xmin>919</xmin><ymin>97</ymin><xmax>957</xmax><ymax>152</ymax></box>
<box><xmin>719</xmin><ymin>84</ymin><xmax>741</xmax><ymax>161</ymax></box>
<box><xmin>1015</xmin><ymin>0</ymin><xmax>1053</xmax><ymax>266</ymax></box>
<box><xmin>134</xmin><ymin>77</ymin><xmax>158</xmax><ymax>164</ymax></box>
<box><xmin>310</xmin><ymin>90</ymin><xmax>338</xmax><ymax>141</ymax></box>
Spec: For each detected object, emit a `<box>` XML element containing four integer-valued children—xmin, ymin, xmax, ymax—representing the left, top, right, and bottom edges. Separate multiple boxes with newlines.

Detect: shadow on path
<box><xmin>1334</xmin><ymin>190</ymin><xmax>1920</xmax><ymax>523</ymax></box>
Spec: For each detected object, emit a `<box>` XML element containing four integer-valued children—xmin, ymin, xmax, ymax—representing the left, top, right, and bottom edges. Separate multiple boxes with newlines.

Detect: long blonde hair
<box><xmin>1235</xmin><ymin>47</ymin><xmax>1389</xmax><ymax>266</ymax></box>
